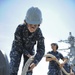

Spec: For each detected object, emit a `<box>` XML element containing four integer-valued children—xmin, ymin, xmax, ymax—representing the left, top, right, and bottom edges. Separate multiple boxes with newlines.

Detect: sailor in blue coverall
<box><xmin>10</xmin><ymin>7</ymin><xmax>45</xmax><ymax>75</ymax></box>
<box><xmin>46</xmin><ymin>43</ymin><xmax>67</xmax><ymax>75</ymax></box>
<box><xmin>62</xmin><ymin>57</ymin><xmax>75</xmax><ymax>75</ymax></box>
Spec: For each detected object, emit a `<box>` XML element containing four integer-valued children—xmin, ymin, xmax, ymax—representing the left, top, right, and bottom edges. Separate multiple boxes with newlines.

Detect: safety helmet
<box><xmin>25</xmin><ymin>7</ymin><xmax>42</xmax><ymax>24</ymax></box>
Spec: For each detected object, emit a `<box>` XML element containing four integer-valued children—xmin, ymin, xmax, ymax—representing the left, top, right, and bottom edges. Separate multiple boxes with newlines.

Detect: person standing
<box><xmin>46</xmin><ymin>43</ymin><xmax>67</xmax><ymax>75</ymax></box>
<box><xmin>62</xmin><ymin>56</ymin><xmax>75</xmax><ymax>75</ymax></box>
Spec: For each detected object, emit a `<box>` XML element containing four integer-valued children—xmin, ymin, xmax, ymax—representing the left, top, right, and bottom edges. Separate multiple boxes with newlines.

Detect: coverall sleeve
<box><xmin>60</xmin><ymin>53</ymin><xmax>64</xmax><ymax>59</ymax></box>
<box><xmin>33</xmin><ymin>28</ymin><xmax>45</xmax><ymax>65</ymax></box>
<box><xmin>10</xmin><ymin>25</ymin><xmax>29</xmax><ymax>73</ymax></box>
<box><xmin>46</xmin><ymin>52</ymin><xmax>51</xmax><ymax>58</ymax></box>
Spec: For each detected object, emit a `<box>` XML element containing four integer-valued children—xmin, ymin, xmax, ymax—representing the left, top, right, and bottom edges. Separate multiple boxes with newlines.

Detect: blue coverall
<box><xmin>63</xmin><ymin>63</ymin><xmax>75</xmax><ymax>75</ymax></box>
<box><xmin>10</xmin><ymin>24</ymin><xmax>45</xmax><ymax>75</ymax></box>
<box><xmin>47</xmin><ymin>51</ymin><xmax>64</xmax><ymax>75</ymax></box>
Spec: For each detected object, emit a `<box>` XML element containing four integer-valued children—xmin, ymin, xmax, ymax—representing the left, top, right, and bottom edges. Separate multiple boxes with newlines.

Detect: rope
<box><xmin>21</xmin><ymin>56</ymin><xmax>34</xmax><ymax>75</ymax></box>
<box><xmin>21</xmin><ymin>54</ymin><xmax>70</xmax><ymax>75</ymax></box>
<box><xmin>44</xmin><ymin>54</ymin><xmax>70</xmax><ymax>75</ymax></box>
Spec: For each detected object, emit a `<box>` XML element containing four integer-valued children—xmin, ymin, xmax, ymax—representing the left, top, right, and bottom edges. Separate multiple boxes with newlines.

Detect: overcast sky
<box><xmin>0</xmin><ymin>0</ymin><xmax>75</xmax><ymax>75</ymax></box>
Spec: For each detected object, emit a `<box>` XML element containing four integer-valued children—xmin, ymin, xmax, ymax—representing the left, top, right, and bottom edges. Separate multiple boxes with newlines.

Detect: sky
<box><xmin>0</xmin><ymin>0</ymin><xmax>75</xmax><ymax>75</ymax></box>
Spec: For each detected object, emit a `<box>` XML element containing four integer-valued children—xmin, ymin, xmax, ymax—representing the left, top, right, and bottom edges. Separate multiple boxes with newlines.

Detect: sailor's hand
<box><xmin>59</xmin><ymin>63</ymin><xmax>64</xmax><ymax>68</ymax></box>
<box><xmin>29</xmin><ymin>63</ymin><xmax>36</xmax><ymax>71</ymax></box>
<box><xmin>70</xmin><ymin>72</ymin><xmax>74</xmax><ymax>75</ymax></box>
